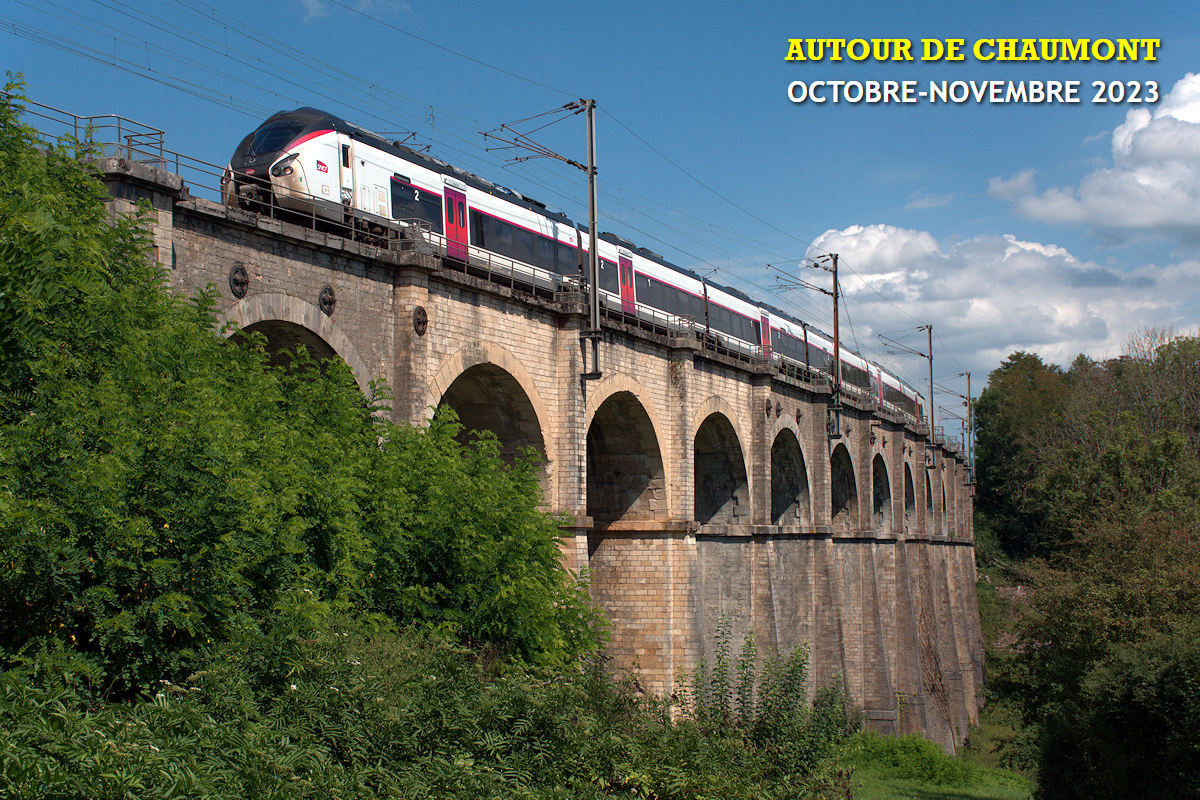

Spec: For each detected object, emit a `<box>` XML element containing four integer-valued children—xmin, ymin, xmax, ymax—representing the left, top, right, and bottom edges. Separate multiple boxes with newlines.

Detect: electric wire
<box><xmin>321</xmin><ymin>0</ymin><xmax>578</xmax><ymax>99</ymax></box>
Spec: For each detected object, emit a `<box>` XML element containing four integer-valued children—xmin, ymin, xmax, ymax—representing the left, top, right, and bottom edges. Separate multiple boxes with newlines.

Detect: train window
<box><xmin>458</xmin><ymin>201</ymin><xmax>465</xmax><ymax>227</ymax></box>
<box><xmin>342</xmin><ymin>144</ymin><xmax>350</xmax><ymax>168</ymax></box>
<box><xmin>599</xmin><ymin>259</ymin><xmax>618</xmax><ymax>293</ymax></box>
<box><xmin>712</xmin><ymin>306</ymin><xmax>730</xmax><ymax>334</ymax></box>
<box><xmin>640</xmin><ymin>276</ymin><xmax>689</xmax><ymax>317</ymax></box>
<box><xmin>389</xmin><ymin>177</ymin><xmax>443</xmax><ymax>234</ymax></box>
<box><xmin>659</xmin><ymin>284</ymin><xmax>674</xmax><ymax>314</ymax></box>
<box><xmin>514</xmin><ymin>228</ymin><xmax>535</xmax><ymax>265</ymax></box>
<box><xmin>649</xmin><ymin>279</ymin><xmax>665</xmax><ymax>310</ymax></box>
<box><xmin>810</xmin><ymin>347</ymin><xmax>833</xmax><ymax>373</ymax></box>
<box><xmin>534</xmin><ymin>236</ymin><xmax>555</xmax><ymax>271</ymax></box>
<box><xmin>556</xmin><ymin>241</ymin><xmax>578</xmax><ymax>276</ymax></box>
<box><xmin>494</xmin><ymin>219</ymin><xmax>514</xmax><ymax>254</ymax></box>
<box><xmin>635</xmin><ymin>274</ymin><xmax>652</xmax><ymax>304</ymax></box>
<box><xmin>842</xmin><ymin>361</ymin><xmax>870</xmax><ymax>389</ymax></box>
<box><xmin>251</xmin><ymin>121</ymin><xmax>304</xmax><ymax>154</ymax></box>
<box><xmin>469</xmin><ymin>210</ymin><xmax>486</xmax><ymax>247</ymax></box>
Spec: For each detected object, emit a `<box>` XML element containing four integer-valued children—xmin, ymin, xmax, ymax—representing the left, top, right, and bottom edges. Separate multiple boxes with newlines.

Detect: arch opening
<box><xmin>872</xmin><ymin>454</ymin><xmax>892</xmax><ymax>533</ymax></box>
<box><xmin>587</xmin><ymin>392</ymin><xmax>665</xmax><ymax>523</ymax></box>
<box><xmin>830</xmin><ymin>443</ymin><xmax>858</xmax><ymax>532</ymax></box>
<box><xmin>694</xmin><ymin>413</ymin><xmax>749</xmax><ymax>525</ymax></box>
<box><xmin>926</xmin><ymin>470</ymin><xmax>935</xmax><ymax>536</ymax></box>
<box><xmin>437</xmin><ymin>363</ymin><xmax>546</xmax><ymax>467</ymax></box>
<box><xmin>771</xmin><ymin>429</ymin><xmax>810</xmax><ymax>526</ymax></box>
<box><xmin>237</xmin><ymin>319</ymin><xmax>339</xmax><ymax>369</ymax></box>
<box><xmin>942</xmin><ymin>480</ymin><xmax>950</xmax><ymax>537</ymax></box>
<box><xmin>904</xmin><ymin>464</ymin><xmax>916</xmax><ymax>534</ymax></box>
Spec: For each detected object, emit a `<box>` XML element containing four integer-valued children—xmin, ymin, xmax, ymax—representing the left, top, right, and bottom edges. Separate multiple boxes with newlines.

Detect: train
<box><xmin>222</xmin><ymin>107</ymin><xmax>925</xmax><ymax>422</ymax></box>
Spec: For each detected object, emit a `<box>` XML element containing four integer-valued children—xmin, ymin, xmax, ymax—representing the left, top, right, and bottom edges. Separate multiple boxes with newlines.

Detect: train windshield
<box><xmin>249</xmin><ymin>120</ymin><xmax>305</xmax><ymax>155</ymax></box>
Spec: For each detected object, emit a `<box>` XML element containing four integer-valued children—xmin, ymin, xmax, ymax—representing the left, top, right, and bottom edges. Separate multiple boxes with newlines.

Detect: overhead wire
<box><xmin>0</xmin><ymin>15</ymin><xmax>274</xmax><ymax>120</ymax></box>
<box><xmin>320</xmin><ymin>0</ymin><xmax>578</xmax><ymax>99</ymax></box>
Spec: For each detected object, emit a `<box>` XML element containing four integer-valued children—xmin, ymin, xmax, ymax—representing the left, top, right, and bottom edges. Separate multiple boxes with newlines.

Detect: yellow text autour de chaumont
<box><xmin>784</xmin><ymin>38</ymin><xmax>1160</xmax><ymax>62</ymax></box>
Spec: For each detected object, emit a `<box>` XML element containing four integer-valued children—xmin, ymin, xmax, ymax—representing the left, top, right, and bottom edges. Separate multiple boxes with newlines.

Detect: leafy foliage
<box><xmin>1007</xmin><ymin>511</ymin><xmax>1200</xmax><ymax>799</ymax></box>
<box><xmin>973</xmin><ymin>352</ymin><xmax>1070</xmax><ymax>557</ymax></box>
<box><xmin>846</xmin><ymin>729</ymin><xmax>1034</xmax><ymax>800</ymax></box>
<box><xmin>975</xmin><ymin>331</ymin><xmax>1200</xmax><ymax>799</ymax></box>
<box><xmin>3</xmin><ymin>622</ymin><xmax>862</xmax><ymax>800</ymax></box>
<box><xmin>680</xmin><ymin>616</ymin><xmax>860</xmax><ymax>783</ymax></box>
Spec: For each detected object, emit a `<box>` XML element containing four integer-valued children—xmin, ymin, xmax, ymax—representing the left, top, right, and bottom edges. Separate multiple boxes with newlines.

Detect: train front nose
<box><xmin>227</xmin><ymin>148</ymin><xmax>280</xmax><ymax>208</ymax></box>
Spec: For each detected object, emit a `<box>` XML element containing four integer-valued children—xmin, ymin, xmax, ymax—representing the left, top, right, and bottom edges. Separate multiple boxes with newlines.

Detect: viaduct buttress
<box><xmin>103</xmin><ymin>157</ymin><xmax>983</xmax><ymax>750</ymax></box>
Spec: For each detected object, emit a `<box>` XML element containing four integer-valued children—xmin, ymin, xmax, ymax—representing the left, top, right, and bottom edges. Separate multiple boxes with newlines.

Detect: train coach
<box><xmin>223</xmin><ymin>107</ymin><xmax>925</xmax><ymax>423</ymax></box>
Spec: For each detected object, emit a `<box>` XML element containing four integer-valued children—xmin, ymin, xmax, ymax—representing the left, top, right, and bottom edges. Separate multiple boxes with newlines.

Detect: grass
<box><xmin>843</xmin><ymin>731</ymin><xmax>1034</xmax><ymax>800</ymax></box>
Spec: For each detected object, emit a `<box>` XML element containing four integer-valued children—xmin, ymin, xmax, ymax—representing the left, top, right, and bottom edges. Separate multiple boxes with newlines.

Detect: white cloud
<box><xmin>904</xmin><ymin>190</ymin><xmax>953</xmax><ymax>210</ymax></box>
<box><xmin>990</xmin><ymin>73</ymin><xmax>1200</xmax><ymax>242</ymax></box>
<box><xmin>298</xmin><ymin>0</ymin><xmax>328</xmax><ymax>22</ymax></box>
<box><xmin>805</xmin><ymin>223</ymin><xmax>1200</xmax><ymax>381</ymax></box>
<box><xmin>987</xmin><ymin>169</ymin><xmax>1035</xmax><ymax>202</ymax></box>
<box><xmin>297</xmin><ymin>0</ymin><xmax>410</xmax><ymax>22</ymax></box>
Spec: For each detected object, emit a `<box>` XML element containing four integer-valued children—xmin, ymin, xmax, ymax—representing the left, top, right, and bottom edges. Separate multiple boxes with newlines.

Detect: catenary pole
<box><xmin>586</xmin><ymin>99</ymin><xmax>600</xmax><ymax>375</ymax></box>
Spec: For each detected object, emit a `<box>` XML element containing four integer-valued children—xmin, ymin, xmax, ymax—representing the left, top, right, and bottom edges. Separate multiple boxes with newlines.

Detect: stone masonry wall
<box><xmin>103</xmin><ymin>159</ymin><xmax>983</xmax><ymax>749</ymax></box>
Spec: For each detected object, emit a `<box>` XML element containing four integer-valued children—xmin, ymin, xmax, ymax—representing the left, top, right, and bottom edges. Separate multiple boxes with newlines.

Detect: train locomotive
<box><xmin>223</xmin><ymin>107</ymin><xmax>925</xmax><ymax>422</ymax></box>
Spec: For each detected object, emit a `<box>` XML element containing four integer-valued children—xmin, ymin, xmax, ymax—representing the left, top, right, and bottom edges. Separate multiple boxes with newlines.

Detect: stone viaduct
<box><xmin>102</xmin><ymin>158</ymin><xmax>983</xmax><ymax>750</ymax></box>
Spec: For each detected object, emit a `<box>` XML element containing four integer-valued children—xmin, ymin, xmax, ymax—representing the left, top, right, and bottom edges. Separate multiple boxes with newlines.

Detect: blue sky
<box><xmin>5</xmin><ymin>0</ymin><xmax>1200</xmax><ymax>422</ymax></box>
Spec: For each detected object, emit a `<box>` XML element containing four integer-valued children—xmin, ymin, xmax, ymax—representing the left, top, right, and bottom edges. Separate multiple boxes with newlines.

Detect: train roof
<box><xmin>264</xmin><ymin>108</ymin><xmax>574</xmax><ymax>225</ymax></box>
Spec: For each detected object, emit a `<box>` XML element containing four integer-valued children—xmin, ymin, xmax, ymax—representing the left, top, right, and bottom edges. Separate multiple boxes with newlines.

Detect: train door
<box><xmin>313</xmin><ymin>138</ymin><xmax>340</xmax><ymax>216</ymax></box>
<box><xmin>760</xmin><ymin>313</ymin><xmax>771</xmax><ymax>356</ymax></box>
<box><xmin>618</xmin><ymin>253</ymin><xmax>635</xmax><ymax>315</ymax></box>
<box><xmin>336</xmin><ymin>134</ymin><xmax>355</xmax><ymax>209</ymax></box>
<box><xmin>443</xmin><ymin>187</ymin><xmax>467</xmax><ymax>260</ymax></box>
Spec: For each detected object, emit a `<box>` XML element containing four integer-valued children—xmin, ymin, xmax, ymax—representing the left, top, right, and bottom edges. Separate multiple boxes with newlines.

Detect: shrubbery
<box><xmin>1</xmin><ymin>617</ymin><xmax>862</xmax><ymax>800</ymax></box>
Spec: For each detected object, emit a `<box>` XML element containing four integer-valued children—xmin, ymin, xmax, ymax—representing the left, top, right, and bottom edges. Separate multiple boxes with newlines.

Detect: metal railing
<box><xmin>6</xmin><ymin>92</ymin><xmax>228</xmax><ymax>200</ymax></box>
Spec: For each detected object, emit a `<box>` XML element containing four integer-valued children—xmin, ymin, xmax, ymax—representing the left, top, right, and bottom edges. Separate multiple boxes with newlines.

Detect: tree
<box><xmin>973</xmin><ymin>351</ymin><xmax>1069</xmax><ymax>556</ymax></box>
<box><xmin>981</xmin><ymin>332</ymin><xmax>1200</xmax><ymax>798</ymax></box>
<box><xmin>1010</xmin><ymin>510</ymin><xmax>1200</xmax><ymax>800</ymax></box>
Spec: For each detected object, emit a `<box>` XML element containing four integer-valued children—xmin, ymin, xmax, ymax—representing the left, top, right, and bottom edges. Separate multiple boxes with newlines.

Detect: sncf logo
<box><xmin>315</xmin><ymin>160</ymin><xmax>329</xmax><ymax>173</ymax></box>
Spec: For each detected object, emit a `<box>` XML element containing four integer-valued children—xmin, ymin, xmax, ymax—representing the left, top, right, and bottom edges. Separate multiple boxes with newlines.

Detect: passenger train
<box><xmin>222</xmin><ymin>107</ymin><xmax>925</xmax><ymax>422</ymax></box>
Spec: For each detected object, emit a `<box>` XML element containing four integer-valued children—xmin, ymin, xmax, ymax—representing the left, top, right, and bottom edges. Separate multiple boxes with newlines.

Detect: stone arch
<box><xmin>925</xmin><ymin>469</ymin><xmax>936</xmax><ymax>536</ymax></box>
<box><xmin>427</xmin><ymin>343</ymin><xmax>551</xmax><ymax>466</ymax></box>
<box><xmin>221</xmin><ymin>292</ymin><xmax>372</xmax><ymax>393</ymax></box>
<box><xmin>941</xmin><ymin>477</ymin><xmax>950</xmax><ymax>537</ymax></box>
<box><xmin>903</xmin><ymin>464</ymin><xmax>916</xmax><ymax>534</ymax></box>
<box><xmin>872</xmin><ymin>453</ymin><xmax>892</xmax><ymax>533</ymax></box>
<box><xmin>691</xmin><ymin>395</ymin><xmax>749</xmax><ymax>449</ymax></box>
<box><xmin>427</xmin><ymin>342</ymin><xmax>549</xmax><ymax>424</ymax></box>
<box><xmin>771</xmin><ymin>428</ymin><xmax>811</xmax><ymax>526</ymax></box>
<box><xmin>830</xmin><ymin>443</ymin><xmax>858</xmax><ymax>532</ymax></box>
<box><xmin>694</xmin><ymin>412</ymin><xmax>750</xmax><ymax>525</ymax></box>
<box><xmin>586</xmin><ymin>390</ymin><xmax>666</xmax><ymax>523</ymax></box>
<box><xmin>436</xmin><ymin>364</ymin><xmax>547</xmax><ymax>465</ymax></box>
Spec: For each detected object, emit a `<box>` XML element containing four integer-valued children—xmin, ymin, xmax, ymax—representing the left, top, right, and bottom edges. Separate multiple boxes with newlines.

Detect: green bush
<box><xmin>849</xmin><ymin>730</ymin><xmax>979</xmax><ymax>786</ymax></box>
<box><xmin>681</xmin><ymin>617</ymin><xmax>860</xmax><ymax>782</ymax></box>
<box><xmin>2</xmin><ymin>621</ymin><xmax>859</xmax><ymax>800</ymax></box>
